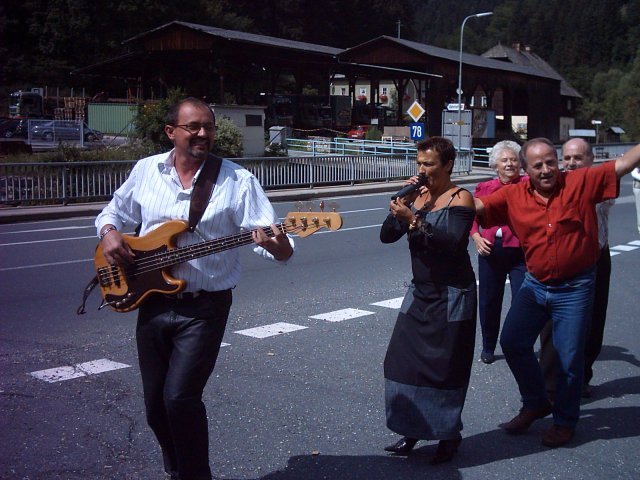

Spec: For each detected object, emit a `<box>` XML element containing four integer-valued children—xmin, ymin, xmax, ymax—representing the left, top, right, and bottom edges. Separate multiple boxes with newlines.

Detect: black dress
<box><xmin>380</xmin><ymin>190</ymin><xmax>477</xmax><ymax>440</ymax></box>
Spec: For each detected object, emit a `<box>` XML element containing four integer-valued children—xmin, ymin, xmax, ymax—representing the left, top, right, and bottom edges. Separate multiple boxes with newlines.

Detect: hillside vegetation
<box><xmin>1</xmin><ymin>0</ymin><xmax>638</xmax><ymax>139</ymax></box>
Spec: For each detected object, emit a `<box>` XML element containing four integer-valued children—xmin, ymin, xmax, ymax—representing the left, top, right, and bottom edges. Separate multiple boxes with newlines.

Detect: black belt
<box><xmin>163</xmin><ymin>290</ymin><xmax>207</xmax><ymax>301</ymax></box>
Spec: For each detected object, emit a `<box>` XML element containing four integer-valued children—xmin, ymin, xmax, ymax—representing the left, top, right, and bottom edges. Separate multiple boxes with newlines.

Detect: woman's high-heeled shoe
<box><xmin>429</xmin><ymin>434</ymin><xmax>462</xmax><ymax>465</ymax></box>
<box><xmin>384</xmin><ymin>437</ymin><xmax>418</xmax><ymax>454</ymax></box>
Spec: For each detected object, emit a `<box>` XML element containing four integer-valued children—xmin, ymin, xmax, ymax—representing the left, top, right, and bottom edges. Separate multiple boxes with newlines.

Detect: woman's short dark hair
<box><xmin>165</xmin><ymin>97</ymin><xmax>216</xmax><ymax>126</ymax></box>
<box><xmin>416</xmin><ymin>137</ymin><xmax>456</xmax><ymax>173</ymax></box>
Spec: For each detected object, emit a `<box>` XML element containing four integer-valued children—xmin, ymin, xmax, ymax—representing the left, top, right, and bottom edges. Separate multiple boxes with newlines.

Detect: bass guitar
<box><xmin>93</xmin><ymin>210</ymin><xmax>342</xmax><ymax>312</ymax></box>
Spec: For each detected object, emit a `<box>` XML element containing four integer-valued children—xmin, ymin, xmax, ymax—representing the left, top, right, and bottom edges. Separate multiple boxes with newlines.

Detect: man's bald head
<box><xmin>562</xmin><ymin>138</ymin><xmax>594</xmax><ymax>171</ymax></box>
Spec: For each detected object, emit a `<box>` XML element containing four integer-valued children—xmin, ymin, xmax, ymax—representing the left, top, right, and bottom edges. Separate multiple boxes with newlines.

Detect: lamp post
<box><xmin>591</xmin><ymin>119</ymin><xmax>602</xmax><ymax>144</ymax></box>
<box><xmin>457</xmin><ymin>11</ymin><xmax>493</xmax><ymax>152</ymax></box>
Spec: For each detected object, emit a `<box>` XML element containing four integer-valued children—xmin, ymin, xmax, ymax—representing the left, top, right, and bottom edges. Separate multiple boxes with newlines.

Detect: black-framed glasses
<box><xmin>173</xmin><ymin>123</ymin><xmax>216</xmax><ymax>134</ymax></box>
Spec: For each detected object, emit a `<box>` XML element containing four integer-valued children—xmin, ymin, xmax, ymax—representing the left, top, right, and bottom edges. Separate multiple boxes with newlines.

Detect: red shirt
<box><xmin>470</xmin><ymin>176</ymin><xmax>528</xmax><ymax>248</ymax></box>
<box><xmin>479</xmin><ymin>161</ymin><xmax>619</xmax><ymax>282</ymax></box>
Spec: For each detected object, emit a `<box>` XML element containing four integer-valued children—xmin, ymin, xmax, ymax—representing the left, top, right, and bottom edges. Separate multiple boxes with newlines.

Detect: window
<box><xmin>245</xmin><ymin>114</ymin><xmax>262</xmax><ymax>127</ymax></box>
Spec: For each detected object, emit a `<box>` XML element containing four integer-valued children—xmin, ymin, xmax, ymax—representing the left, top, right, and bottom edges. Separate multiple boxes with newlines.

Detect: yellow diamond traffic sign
<box><xmin>407</xmin><ymin>101</ymin><xmax>425</xmax><ymax>122</ymax></box>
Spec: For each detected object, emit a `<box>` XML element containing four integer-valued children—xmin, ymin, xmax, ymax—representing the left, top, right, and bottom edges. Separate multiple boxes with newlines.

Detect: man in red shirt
<box><xmin>474</xmin><ymin>138</ymin><xmax>640</xmax><ymax>448</ymax></box>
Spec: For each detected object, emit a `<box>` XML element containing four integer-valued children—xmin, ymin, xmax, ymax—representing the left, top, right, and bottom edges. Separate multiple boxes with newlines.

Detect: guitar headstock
<box><xmin>285</xmin><ymin>201</ymin><xmax>343</xmax><ymax>237</ymax></box>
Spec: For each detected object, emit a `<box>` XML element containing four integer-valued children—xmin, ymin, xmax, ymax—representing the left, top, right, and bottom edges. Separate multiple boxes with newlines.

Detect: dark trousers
<box><xmin>477</xmin><ymin>238</ymin><xmax>526</xmax><ymax>352</ymax></box>
<box><xmin>540</xmin><ymin>245</ymin><xmax>611</xmax><ymax>393</ymax></box>
<box><xmin>136</xmin><ymin>290</ymin><xmax>232</xmax><ymax>480</ymax></box>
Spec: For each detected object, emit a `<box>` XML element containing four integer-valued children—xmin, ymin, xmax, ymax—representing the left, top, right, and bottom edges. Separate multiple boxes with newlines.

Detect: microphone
<box><xmin>391</xmin><ymin>174</ymin><xmax>428</xmax><ymax>200</ymax></box>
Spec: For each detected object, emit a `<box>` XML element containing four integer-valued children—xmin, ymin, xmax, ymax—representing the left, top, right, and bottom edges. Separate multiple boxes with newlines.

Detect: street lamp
<box><xmin>591</xmin><ymin>119</ymin><xmax>602</xmax><ymax>144</ymax></box>
<box><xmin>457</xmin><ymin>11</ymin><xmax>493</xmax><ymax>152</ymax></box>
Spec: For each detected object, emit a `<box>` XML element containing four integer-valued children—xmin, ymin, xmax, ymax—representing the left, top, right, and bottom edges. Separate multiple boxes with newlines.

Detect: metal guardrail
<box><xmin>0</xmin><ymin>150</ymin><xmax>473</xmax><ymax>206</ymax></box>
<box><xmin>0</xmin><ymin>160</ymin><xmax>135</xmax><ymax>204</ymax></box>
<box><xmin>287</xmin><ymin>137</ymin><xmax>417</xmax><ymax>157</ymax></box>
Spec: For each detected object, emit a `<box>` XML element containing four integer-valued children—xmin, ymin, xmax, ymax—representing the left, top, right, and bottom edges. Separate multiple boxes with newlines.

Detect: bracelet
<box><xmin>99</xmin><ymin>226</ymin><xmax>117</xmax><ymax>240</ymax></box>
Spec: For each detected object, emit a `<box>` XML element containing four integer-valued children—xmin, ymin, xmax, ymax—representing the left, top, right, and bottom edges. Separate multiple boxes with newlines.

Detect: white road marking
<box><xmin>309</xmin><ymin>308</ymin><xmax>375</xmax><ymax>322</ymax></box>
<box><xmin>0</xmin><ymin>235</ymin><xmax>97</xmax><ymax>247</ymax></box>
<box><xmin>234</xmin><ymin>322</ymin><xmax>308</xmax><ymax>339</ymax></box>
<box><xmin>0</xmin><ymin>225</ymin><xmax>94</xmax><ymax>235</ymax></box>
<box><xmin>370</xmin><ymin>297</ymin><xmax>404</xmax><ymax>309</ymax></box>
<box><xmin>611</xmin><ymin>244</ymin><xmax>638</xmax><ymax>252</ymax></box>
<box><xmin>0</xmin><ymin>258</ymin><xmax>92</xmax><ymax>272</ymax></box>
<box><xmin>629</xmin><ymin>240</ymin><xmax>640</xmax><ymax>246</ymax></box>
<box><xmin>221</xmin><ymin>342</ymin><xmax>230</xmax><ymax>347</ymax></box>
<box><xmin>30</xmin><ymin>358</ymin><xmax>130</xmax><ymax>383</ymax></box>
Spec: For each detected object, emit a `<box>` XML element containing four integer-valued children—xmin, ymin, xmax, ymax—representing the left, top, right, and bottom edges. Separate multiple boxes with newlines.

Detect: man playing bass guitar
<box><xmin>95</xmin><ymin>97</ymin><xmax>294</xmax><ymax>480</ymax></box>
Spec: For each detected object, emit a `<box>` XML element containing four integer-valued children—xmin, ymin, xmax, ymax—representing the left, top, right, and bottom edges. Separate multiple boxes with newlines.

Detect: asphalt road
<box><xmin>1</xmin><ymin>177</ymin><xmax>639</xmax><ymax>480</ymax></box>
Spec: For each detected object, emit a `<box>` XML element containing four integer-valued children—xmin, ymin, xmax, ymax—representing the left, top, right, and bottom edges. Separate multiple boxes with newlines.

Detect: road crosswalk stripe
<box><xmin>30</xmin><ymin>359</ymin><xmax>130</xmax><ymax>383</ymax></box>
<box><xmin>611</xmin><ymin>244</ymin><xmax>638</xmax><ymax>252</ymax></box>
<box><xmin>234</xmin><ymin>322</ymin><xmax>307</xmax><ymax>339</ymax></box>
<box><xmin>370</xmin><ymin>297</ymin><xmax>403</xmax><ymax>309</ymax></box>
<box><xmin>309</xmin><ymin>308</ymin><xmax>375</xmax><ymax>322</ymax></box>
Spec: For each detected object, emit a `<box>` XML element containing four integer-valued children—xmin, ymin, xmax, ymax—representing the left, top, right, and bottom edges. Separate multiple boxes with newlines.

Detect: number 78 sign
<box><xmin>409</xmin><ymin>122</ymin><xmax>425</xmax><ymax>141</ymax></box>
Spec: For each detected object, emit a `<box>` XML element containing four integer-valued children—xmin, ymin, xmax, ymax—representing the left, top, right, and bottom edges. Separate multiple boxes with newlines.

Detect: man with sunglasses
<box><xmin>95</xmin><ymin>97</ymin><xmax>294</xmax><ymax>480</ymax></box>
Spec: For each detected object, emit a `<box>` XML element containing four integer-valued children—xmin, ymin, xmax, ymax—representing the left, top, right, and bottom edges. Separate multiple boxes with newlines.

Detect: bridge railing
<box><xmin>0</xmin><ymin>151</ymin><xmax>473</xmax><ymax>206</ymax></box>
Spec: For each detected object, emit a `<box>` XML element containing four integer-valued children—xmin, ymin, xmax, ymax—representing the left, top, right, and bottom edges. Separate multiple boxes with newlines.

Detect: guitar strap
<box><xmin>189</xmin><ymin>153</ymin><xmax>223</xmax><ymax>232</ymax></box>
<box><xmin>77</xmin><ymin>154</ymin><xmax>223</xmax><ymax>315</ymax></box>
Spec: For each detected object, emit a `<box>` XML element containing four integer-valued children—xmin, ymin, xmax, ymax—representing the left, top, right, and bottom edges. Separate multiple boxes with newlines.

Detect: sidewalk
<box><xmin>0</xmin><ymin>172</ymin><xmax>492</xmax><ymax>224</ymax></box>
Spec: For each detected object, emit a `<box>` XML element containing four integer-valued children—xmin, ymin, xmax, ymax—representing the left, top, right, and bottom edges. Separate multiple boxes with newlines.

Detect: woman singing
<box><xmin>381</xmin><ymin>137</ymin><xmax>477</xmax><ymax>464</ymax></box>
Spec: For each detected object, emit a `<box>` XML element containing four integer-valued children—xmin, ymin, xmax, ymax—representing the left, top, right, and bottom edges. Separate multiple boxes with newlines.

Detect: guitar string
<box><xmin>98</xmin><ymin>224</ymin><xmax>291</xmax><ymax>282</ymax></box>
<box><xmin>98</xmin><ymin>223</ymin><xmax>303</xmax><ymax>283</ymax></box>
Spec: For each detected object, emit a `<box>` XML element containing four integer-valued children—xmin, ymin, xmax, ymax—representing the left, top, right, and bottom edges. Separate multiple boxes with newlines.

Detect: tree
<box><xmin>132</xmin><ymin>88</ymin><xmax>185</xmax><ymax>152</ymax></box>
<box><xmin>212</xmin><ymin>117</ymin><xmax>244</xmax><ymax>158</ymax></box>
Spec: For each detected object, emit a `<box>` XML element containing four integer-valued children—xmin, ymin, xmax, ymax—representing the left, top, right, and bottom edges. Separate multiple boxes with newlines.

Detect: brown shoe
<box><xmin>498</xmin><ymin>403</ymin><xmax>553</xmax><ymax>434</ymax></box>
<box><xmin>542</xmin><ymin>424</ymin><xmax>574</xmax><ymax>447</ymax></box>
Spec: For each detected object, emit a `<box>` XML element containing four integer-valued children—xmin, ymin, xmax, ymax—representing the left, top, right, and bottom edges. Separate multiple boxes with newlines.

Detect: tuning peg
<box><xmin>319</xmin><ymin>200</ymin><xmax>325</xmax><ymax>212</ymax></box>
<box><xmin>295</xmin><ymin>201</ymin><xmax>303</xmax><ymax>212</ymax></box>
<box><xmin>329</xmin><ymin>201</ymin><xmax>340</xmax><ymax>212</ymax></box>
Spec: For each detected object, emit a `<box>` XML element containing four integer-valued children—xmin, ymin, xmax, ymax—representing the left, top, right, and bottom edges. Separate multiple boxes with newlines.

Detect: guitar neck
<box><xmin>150</xmin><ymin>224</ymin><xmax>286</xmax><ymax>269</ymax></box>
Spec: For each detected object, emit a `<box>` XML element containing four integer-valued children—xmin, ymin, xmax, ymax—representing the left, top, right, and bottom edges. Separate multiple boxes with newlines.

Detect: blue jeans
<box><xmin>478</xmin><ymin>238</ymin><xmax>526</xmax><ymax>352</ymax></box>
<box><xmin>499</xmin><ymin>269</ymin><xmax>595</xmax><ymax>428</ymax></box>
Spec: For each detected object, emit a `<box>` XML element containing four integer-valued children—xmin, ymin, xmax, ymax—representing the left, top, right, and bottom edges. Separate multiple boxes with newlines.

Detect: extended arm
<box><xmin>614</xmin><ymin>143</ymin><xmax>640</xmax><ymax>178</ymax></box>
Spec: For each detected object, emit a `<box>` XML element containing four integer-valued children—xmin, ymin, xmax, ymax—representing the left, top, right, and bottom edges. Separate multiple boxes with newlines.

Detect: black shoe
<box><xmin>384</xmin><ymin>437</ymin><xmax>418</xmax><ymax>454</ymax></box>
<box><xmin>430</xmin><ymin>434</ymin><xmax>462</xmax><ymax>465</ymax></box>
<box><xmin>480</xmin><ymin>350</ymin><xmax>495</xmax><ymax>364</ymax></box>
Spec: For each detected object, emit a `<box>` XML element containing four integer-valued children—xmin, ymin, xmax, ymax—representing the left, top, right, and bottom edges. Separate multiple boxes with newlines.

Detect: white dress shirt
<box><xmin>96</xmin><ymin>150</ymin><xmax>294</xmax><ymax>292</ymax></box>
<box><xmin>596</xmin><ymin>199</ymin><xmax>614</xmax><ymax>249</ymax></box>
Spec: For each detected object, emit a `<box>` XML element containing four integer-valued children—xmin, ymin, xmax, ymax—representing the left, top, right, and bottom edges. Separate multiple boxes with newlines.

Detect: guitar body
<box><xmin>94</xmin><ymin>220</ymin><xmax>189</xmax><ymax>312</ymax></box>
<box><xmin>93</xmin><ymin>210</ymin><xmax>342</xmax><ymax>313</ymax></box>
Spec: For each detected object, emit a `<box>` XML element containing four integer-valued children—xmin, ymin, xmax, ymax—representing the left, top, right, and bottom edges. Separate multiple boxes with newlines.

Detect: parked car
<box><xmin>30</xmin><ymin>120</ymin><xmax>103</xmax><ymax>142</ymax></box>
<box><xmin>347</xmin><ymin>125</ymin><xmax>370</xmax><ymax>139</ymax></box>
<box><xmin>0</xmin><ymin>118</ymin><xmax>29</xmax><ymax>139</ymax></box>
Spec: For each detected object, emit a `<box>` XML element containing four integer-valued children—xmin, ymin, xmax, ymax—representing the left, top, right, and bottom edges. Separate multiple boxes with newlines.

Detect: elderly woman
<box><xmin>381</xmin><ymin>137</ymin><xmax>476</xmax><ymax>464</ymax></box>
<box><xmin>470</xmin><ymin>140</ymin><xmax>526</xmax><ymax>364</ymax></box>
